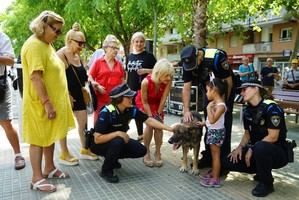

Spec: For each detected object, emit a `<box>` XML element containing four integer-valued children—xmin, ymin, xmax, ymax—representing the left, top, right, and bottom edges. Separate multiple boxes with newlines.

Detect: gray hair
<box><xmin>29</xmin><ymin>10</ymin><xmax>64</xmax><ymax>37</ymax></box>
<box><xmin>131</xmin><ymin>32</ymin><xmax>146</xmax><ymax>43</ymax></box>
<box><xmin>103</xmin><ymin>34</ymin><xmax>119</xmax><ymax>49</ymax></box>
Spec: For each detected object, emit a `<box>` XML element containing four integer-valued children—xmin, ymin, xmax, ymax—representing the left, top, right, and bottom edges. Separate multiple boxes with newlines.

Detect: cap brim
<box><xmin>123</xmin><ymin>90</ymin><xmax>136</xmax><ymax>97</ymax></box>
<box><xmin>182</xmin><ymin>59</ymin><xmax>197</xmax><ymax>71</ymax></box>
<box><xmin>238</xmin><ymin>83</ymin><xmax>263</xmax><ymax>90</ymax></box>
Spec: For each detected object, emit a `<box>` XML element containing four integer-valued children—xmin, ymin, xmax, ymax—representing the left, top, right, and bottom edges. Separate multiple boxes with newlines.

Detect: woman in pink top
<box><xmin>89</xmin><ymin>35</ymin><xmax>125</xmax><ymax>122</ymax></box>
<box><xmin>135</xmin><ymin>59</ymin><xmax>174</xmax><ymax>167</ymax></box>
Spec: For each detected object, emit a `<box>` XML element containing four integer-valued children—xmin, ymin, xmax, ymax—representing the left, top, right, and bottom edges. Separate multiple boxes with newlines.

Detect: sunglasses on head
<box><xmin>48</xmin><ymin>24</ymin><xmax>62</xmax><ymax>35</ymax></box>
<box><xmin>71</xmin><ymin>39</ymin><xmax>85</xmax><ymax>47</ymax></box>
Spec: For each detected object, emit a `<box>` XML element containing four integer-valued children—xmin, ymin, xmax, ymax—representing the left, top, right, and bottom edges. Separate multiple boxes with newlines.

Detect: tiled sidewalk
<box><xmin>0</xmin><ymin>106</ymin><xmax>299</xmax><ymax>200</ymax></box>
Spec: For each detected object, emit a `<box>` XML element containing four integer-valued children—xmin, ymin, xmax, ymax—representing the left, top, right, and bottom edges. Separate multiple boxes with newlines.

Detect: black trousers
<box><xmin>133</xmin><ymin>98</ymin><xmax>143</xmax><ymax>136</ymax></box>
<box><xmin>90</xmin><ymin>137</ymin><xmax>147</xmax><ymax>174</ymax></box>
<box><xmin>223</xmin><ymin>141</ymin><xmax>288</xmax><ymax>185</ymax></box>
<box><xmin>201</xmin><ymin>87</ymin><xmax>234</xmax><ymax>163</ymax></box>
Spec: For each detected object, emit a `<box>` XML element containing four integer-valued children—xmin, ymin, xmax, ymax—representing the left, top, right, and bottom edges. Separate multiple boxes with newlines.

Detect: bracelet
<box><xmin>42</xmin><ymin>98</ymin><xmax>50</xmax><ymax>105</ymax></box>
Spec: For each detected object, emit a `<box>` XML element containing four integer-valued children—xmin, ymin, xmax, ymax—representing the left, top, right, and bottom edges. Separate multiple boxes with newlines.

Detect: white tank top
<box><xmin>206</xmin><ymin>102</ymin><xmax>227</xmax><ymax>129</ymax></box>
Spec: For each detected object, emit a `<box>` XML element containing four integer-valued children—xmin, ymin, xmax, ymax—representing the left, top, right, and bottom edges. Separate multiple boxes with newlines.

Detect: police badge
<box><xmin>271</xmin><ymin>115</ymin><xmax>281</xmax><ymax>127</ymax></box>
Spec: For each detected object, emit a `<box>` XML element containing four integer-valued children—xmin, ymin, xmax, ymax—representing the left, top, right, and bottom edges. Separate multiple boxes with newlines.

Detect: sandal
<box><xmin>44</xmin><ymin>168</ymin><xmax>70</xmax><ymax>179</ymax></box>
<box><xmin>154</xmin><ymin>160</ymin><xmax>163</xmax><ymax>167</ymax></box>
<box><xmin>30</xmin><ymin>178</ymin><xmax>56</xmax><ymax>193</ymax></box>
<box><xmin>143</xmin><ymin>158</ymin><xmax>154</xmax><ymax>167</ymax></box>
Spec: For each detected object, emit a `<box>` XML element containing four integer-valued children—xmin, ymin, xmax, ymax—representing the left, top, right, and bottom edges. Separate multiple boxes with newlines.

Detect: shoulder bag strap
<box><xmin>291</xmin><ymin>70</ymin><xmax>296</xmax><ymax>83</ymax></box>
<box><xmin>64</xmin><ymin>53</ymin><xmax>83</xmax><ymax>87</ymax></box>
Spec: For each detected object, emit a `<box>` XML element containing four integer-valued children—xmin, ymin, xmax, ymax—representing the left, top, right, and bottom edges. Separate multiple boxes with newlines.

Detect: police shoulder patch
<box><xmin>271</xmin><ymin>115</ymin><xmax>281</xmax><ymax>127</ymax></box>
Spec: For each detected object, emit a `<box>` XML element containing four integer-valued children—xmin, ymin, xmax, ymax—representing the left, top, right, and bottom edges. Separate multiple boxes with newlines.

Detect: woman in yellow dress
<box><xmin>21</xmin><ymin>10</ymin><xmax>75</xmax><ymax>193</ymax></box>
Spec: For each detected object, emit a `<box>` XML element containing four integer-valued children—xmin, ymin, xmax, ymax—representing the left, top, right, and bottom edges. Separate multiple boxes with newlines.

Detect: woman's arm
<box><xmin>144</xmin><ymin>117</ymin><xmax>173</xmax><ymax>132</ymax></box>
<box><xmin>140</xmin><ymin>79</ymin><xmax>152</xmax><ymax>116</ymax></box>
<box><xmin>157</xmin><ymin>81</ymin><xmax>172</xmax><ymax>114</ymax></box>
<box><xmin>262</xmin><ymin>129</ymin><xmax>279</xmax><ymax>143</ymax></box>
<box><xmin>207</xmin><ymin>103</ymin><xmax>225</xmax><ymax>124</ymax></box>
<box><xmin>30</xmin><ymin>71</ymin><xmax>56</xmax><ymax>119</ymax></box>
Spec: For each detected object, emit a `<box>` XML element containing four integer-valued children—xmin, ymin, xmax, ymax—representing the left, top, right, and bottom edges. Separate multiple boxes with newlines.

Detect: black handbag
<box><xmin>88</xmin><ymin>81</ymin><xmax>97</xmax><ymax>110</ymax></box>
<box><xmin>0</xmin><ymin>66</ymin><xmax>7</xmax><ymax>102</ymax></box>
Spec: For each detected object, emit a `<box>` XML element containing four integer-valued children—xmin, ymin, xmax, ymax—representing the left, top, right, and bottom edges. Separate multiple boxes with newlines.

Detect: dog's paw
<box><xmin>191</xmin><ymin>168</ymin><xmax>200</xmax><ymax>175</ymax></box>
<box><xmin>179</xmin><ymin>166</ymin><xmax>188</xmax><ymax>173</ymax></box>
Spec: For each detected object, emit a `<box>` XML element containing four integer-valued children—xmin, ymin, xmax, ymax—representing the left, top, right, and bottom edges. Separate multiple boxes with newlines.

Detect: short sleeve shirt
<box><xmin>95</xmin><ymin>104</ymin><xmax>149</xmax><ymax>134</ymax></box>
<box><xmin>243</xmin><ymin>99</ymin><xmax>286</xmax><ymax>145</ymax></box>
<box><xmin>126</xmin><ymin>51</ymin><xmax>156</xmax><ymax>91</ymax></box>
<box><xmin>183</xmin><ymin>48</ymin><xmax>231</xmax><ymax>84</ymax></box>
<box><xmin>0</xmin><ymin>32</ymin><xmax>15</xmax><ymax>76</ymax></box>
<box><xmin>261</xmin><ymin>66</ymin><xmax>278</xmax><ymax>86</ymax></box>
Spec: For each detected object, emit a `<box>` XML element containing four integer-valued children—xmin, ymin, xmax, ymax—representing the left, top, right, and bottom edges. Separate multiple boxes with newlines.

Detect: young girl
<box><xmin>200</xmin><ymin>78</ymin><xmax>227</xmax><ymax>187</ymax></box>
<box><xmin>135</xmin><ymin>58</ymin><xmax>174</xmax><ymax>167</ymax></box>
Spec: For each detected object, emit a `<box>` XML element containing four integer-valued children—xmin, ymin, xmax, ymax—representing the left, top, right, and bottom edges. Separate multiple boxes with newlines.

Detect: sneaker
<box><xmin>100</xmin><ymin>171</ymin><xmax>119</xmax><ymax>183</ymax></box>
<box><xmin>59</xmin><ymin>152</ymin><xmax>79</xmax><ymax>166</ymax></box>
<box><xmin>200</xmin><ymin>170</ymin><xmax>212</xmax><ymax>181</ymax></box>
<box><xmin>15</xmin><ymin>156</ymin><xmax>25</xmax><ymax>170</ymax></box>
<box><xmin>200</xmin><ymin>178</ymin><xmax>221</xmax><ymax>188</ymax></box>
<box><xmin>80</xmin><ymin>148</ymin><xmax>99</xmax><ymax>160</ymax></box>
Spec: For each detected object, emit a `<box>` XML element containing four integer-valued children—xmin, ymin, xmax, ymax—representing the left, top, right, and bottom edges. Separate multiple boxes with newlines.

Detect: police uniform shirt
<box><xmin>183</xmin><ymin>48</ymin><xmax>232</xmax><ymax>84</ymax></box>
<box><xmin>243</xmin><ymin>99</ymin><xmax>287</xmax><ymax>145</ymax></box>
<box><xmin>95</xmin><ymin>104</ymin><xmax>149</xmax><ymax>134</ymax></box>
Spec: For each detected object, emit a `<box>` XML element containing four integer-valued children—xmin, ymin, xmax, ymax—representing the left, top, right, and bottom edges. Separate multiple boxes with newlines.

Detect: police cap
<box><xmin>180</xmin><ymin>45</ymin><xmax>198</xmax><ymax>71</ymax></box>
<box><xmin>110</xmin><ymin>83</ymin><xmax>136</xmax><ymax>99</ymax></box>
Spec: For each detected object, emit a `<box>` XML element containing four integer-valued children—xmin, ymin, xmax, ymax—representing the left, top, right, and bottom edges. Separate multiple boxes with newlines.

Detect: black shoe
<box><xmin>252</xmin><ymin>182</ymin><xmax>274</xmax><ymax>197</ymax></box>
<box><xmin>114</xmin><ymin>161</ymin><xmax>122</xmax><ymax>169</ymax></box>
<box><xmin>100</xmin><ymin>171</ymin><xmax>119</xmax><ymax>183</ymax></box>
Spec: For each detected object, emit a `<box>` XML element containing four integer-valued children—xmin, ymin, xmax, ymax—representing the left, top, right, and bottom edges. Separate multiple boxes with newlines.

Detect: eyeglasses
<box><xmin>71</xmin><ymin>39</ymin><xmax>85</xmax><ymax>47</ymax></box>
<box><xmin>107</xmin><ymin>46</ymin><xmax>119</xmax><ymax>50</ymax></box>
<box><xmin>48</xmin><ymin>24</ymin><xmax>62</xmax><ymax>35</ymax></box>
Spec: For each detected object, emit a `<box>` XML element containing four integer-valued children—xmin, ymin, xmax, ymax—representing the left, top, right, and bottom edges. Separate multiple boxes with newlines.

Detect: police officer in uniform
<box><xmin>180</xmin><ymin>45</ymin><xmax>235</xmax><ymax>167</ymax></box>
<box><xmin>224</xmin><ymin>80</ymin><xmax>288</xmax><ymax>197</ymax></box>
<box><xmin>90</xmin><ymin>83</ymin><xmax>173</xmax><ymax>183</ymax></box>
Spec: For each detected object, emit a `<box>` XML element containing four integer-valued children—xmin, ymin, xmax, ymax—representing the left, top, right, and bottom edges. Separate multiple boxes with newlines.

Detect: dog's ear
<box><xmin>191</xmin><ymin>111</ymin><xmax>202</xmax><ymax>122</ymax></box>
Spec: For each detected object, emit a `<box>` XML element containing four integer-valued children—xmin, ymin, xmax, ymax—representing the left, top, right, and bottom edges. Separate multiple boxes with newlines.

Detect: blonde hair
<box><xmin>151</xmin><ymin>58</ymin><xmax>175</xmax><ymax>83</ymax></box>
<box><xmin>65</xmin><ymin>22</ymin><xmax>85</xmax><ymax>45</ymax></box>
<box><xmin>29</xmin><ymin>10</ymin><xmax>64</xmax><ymax>37</ymax></box>
<box><xmin>103</xmin><ymin>34</ymin><xmax>119</xmax><ymax>50</ymax></box>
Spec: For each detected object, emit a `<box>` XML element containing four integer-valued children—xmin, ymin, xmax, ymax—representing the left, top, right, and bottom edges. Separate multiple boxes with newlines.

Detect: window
<box><xmin>280</xmin><ymin>28</ymin><xmax>292</xmax><ymax>41</ymax></box>
<box><xmin>230</xmin><ymin>35</ymin><xmax>238</xmax><ymax>47</ymax></box>
<box><xmin>216</xmin><ymin>38</ymin><xmax>224</xmax><ymax>49</ymax></box>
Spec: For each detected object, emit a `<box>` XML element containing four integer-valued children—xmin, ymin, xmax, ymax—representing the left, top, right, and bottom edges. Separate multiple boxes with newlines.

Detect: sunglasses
<box><xmin>71</xmin><ymin>39</ymin><xmax>85</xmax><ymax>47</ymax></box>
<box><xmin>48</xmin><ymin>24</ymin><xmax>62</xmax><ymax>35</ymax></box>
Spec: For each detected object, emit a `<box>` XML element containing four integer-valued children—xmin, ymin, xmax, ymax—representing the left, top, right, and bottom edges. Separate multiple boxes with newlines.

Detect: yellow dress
<box><xmin>21</xmin><ymin>36</ymin><xmax>75</xmax><ymax>147</ymax></box>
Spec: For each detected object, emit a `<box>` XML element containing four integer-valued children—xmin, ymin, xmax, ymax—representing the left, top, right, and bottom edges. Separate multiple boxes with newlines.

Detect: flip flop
<box><xmin>44</xmin><ymin>168</ymin><xmax>70</xmax><ymax>179</ymax></box>
<box><xmin>30</xmin><ymin>178</ymin><xmax>56</xmax><ymax>193</ymax></box>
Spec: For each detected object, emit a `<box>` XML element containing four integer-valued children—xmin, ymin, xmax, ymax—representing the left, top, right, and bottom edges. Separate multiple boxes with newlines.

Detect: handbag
<box><xmin>0</xmin><ymin>66</ymin><xmax>7</xmax><ymax>102</ymax></box>
<box><xmin>70</xmin><ymin>65</ymin><xmax>91</xmax><ymax>105</ymax></box>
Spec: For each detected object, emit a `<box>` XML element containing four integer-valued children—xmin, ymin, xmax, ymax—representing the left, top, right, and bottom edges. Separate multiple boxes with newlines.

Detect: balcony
<box><xmin>242</xmin><ymin>42</ymin><xmax>272</xmax><ymax>54</ymax></box>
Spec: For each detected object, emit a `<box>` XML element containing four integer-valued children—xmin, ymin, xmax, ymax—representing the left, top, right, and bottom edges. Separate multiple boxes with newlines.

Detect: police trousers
<box><xmin>90</xmin><ymin>137</ymin><xmax>147</xmax><ymax>174</ymax></box>
<box><xmin>223</xmin><ymin>141</ymin><xmax>288</xmax><ymax>185</ymax></box>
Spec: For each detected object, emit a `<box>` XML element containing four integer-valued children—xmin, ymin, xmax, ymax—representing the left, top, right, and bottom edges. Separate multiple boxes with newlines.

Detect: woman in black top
<box><xmin>126</xmin><ymin>32</ymin><xmax>156</xmax><ymax>141</ymax></box>
<box><xmin>57</xmin><ymin>23</ymin><xmax>98</xmax><ymax>166</ymax></box>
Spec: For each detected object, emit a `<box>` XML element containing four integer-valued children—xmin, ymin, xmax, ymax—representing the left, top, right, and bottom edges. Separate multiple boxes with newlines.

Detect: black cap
<box><xmin>110</xmin><ymin>83</ymin><xmax>136</xmax><ymax>99</ymax></box>
<box><xmin>180</xmin><ymin>45</ymin><xmax>197</xmax><ymax>71</ymax></box>
<box><xmin>238</xmin><ymin>80</ymin><xmax>264</xmax><ymax>89</ymax></box>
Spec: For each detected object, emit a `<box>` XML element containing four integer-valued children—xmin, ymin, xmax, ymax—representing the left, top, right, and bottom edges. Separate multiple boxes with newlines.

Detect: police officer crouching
<box><xmin>223</xmin><ymin>80</ymin><xmax>288</xmax><ymax>197</ymax></box>
<box><xmin>89</xmin><ymin>83</ymin><xmax>173</xmax><ymax>183</ymax></box>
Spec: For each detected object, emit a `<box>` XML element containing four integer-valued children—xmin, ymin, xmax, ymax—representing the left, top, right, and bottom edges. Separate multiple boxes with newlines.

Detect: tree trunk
<box><xmin>193</xmin><ymin>0</ymin><xmax>209</xmax><ymax>48</ymax></box>
<box><xmin>290</xmin><ymin>20</ymin><xmax>299</xmax><ymax>60</ymax></box>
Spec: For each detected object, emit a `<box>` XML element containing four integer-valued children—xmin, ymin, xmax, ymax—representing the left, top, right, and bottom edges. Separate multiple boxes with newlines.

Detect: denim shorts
<box><xmin>206</xmin><ymin>128</ymin><xmax>225</xmax><ymax>146</ymax></box>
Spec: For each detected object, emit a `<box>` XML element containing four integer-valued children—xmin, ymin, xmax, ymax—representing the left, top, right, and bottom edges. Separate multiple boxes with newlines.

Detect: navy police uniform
<box><xmin>181</xmin><ymin>46</ymin><xmax>235</xmax><ymax>162</ymax></box>
<box><xmin>224</xmin><ymin>99</ymin><xmax>288</xmax><ymax>190</ymax></box>
<box><xmin>90</xmin><ymin>104</ymin><xmax>147</xmax><ymax>176</ymax></box>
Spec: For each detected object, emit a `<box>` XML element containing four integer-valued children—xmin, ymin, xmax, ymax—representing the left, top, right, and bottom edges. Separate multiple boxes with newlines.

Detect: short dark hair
<box><xmin>111</xmin><ymin>96</ymin><xmax>124</xmax><ymax>105</ymax></box>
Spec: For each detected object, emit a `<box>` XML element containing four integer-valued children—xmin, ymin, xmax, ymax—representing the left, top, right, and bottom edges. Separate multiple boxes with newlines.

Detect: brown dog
<box><xmin>168</xmin><ymin>112</ymin><xmax>203</xmax><ymax>175</ymax></box>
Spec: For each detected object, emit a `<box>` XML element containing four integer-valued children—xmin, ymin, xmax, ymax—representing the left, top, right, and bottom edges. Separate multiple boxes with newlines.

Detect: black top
<box><xmin>65</xmin><ymin>57</ymin><xmax>88</xmax><ymax>110</ymax></box>
<box><xmin>261</xmin><ymin>67</ymin><xmax>278</xmax><ymax>86</ymax></box>
<box><xmin>183</xmin><ymin>48</ymin><xmax>232</xmax><ymax>85</ymax></box>
<box><xmin>126</xmin><ymin>51</ymin><xmax>156</xmax><ymax>91</ymax></box>
<box><xmin>243</xmin><ymin>99</ymin><xmax>287</xmax><ymax>146</ymax></box>
<box><xmin>95</xmin><ymin>104</ymin><xmax>149</xmax><ymax>134</ymax></box>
